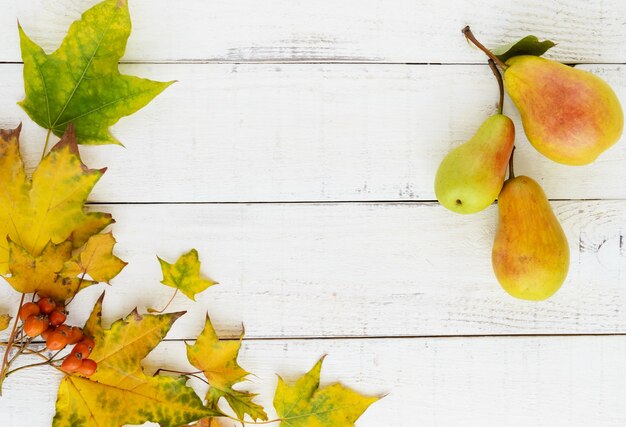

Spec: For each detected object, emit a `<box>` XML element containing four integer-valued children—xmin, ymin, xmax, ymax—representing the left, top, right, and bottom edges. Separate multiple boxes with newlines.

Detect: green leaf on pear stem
<box><xmin>491</xmin><ymin>35</ymin><xmax>556</xmax><ymax>63</ymax></box>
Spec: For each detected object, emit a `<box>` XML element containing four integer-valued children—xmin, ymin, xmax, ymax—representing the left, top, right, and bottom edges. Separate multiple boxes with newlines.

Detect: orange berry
<box><xmin>56</xmin><ymin>324</ymin><xmax>71</xmax><ymax>335</ymax></box>
<box><xmin>68</xmin><ymin>327</ymin><xmax>84</xmax><ymax>345</ymax></box>
<box><xmin>41</xmin><ymin>326</ymin><xmax>55</xmax><ymax>340</ymax></box>
<box><xmin>81</xmin><ymin>337</ymin><xmax>95</xmax><ymax>353</ymax></box>
<box><xmin>77</xmin><ymin>359</ymin><xmax>97</xmax><ymax>376</ymax></box>
<box><xmin>46</xmin><ymin>331</ymin><xmax>69</xmax><ymax>351</ymax></box>
<box><xmin>60</xmin><ymin>353</ymin><xmax>82</xmax><ymax>372</ymax></box>
<box><xmin>38</xmin><ymin>297</ymin><xmax>56</xmax><ymax>314</ymax></box>
<box><xmin>49</xmin><ymin>310</ymin><xmax>67</xmax><ymax>326</ymax></box>
<box><xmin>71</xmin><ymin>342</ymin><xmax>90</xmax><ymax>359</ymax></box>
<box><xmin>19</xmin><ymin>302</ymin><xmax>40</xmax><ymax>321</ymax></box>
<box><xmin>24</xmin><ymin>314</ymin><xmax>49</xmax><ymax>337</ymax></box>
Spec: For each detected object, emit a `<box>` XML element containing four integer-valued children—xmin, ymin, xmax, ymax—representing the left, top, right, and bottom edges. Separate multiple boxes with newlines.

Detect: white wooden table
<box><xmin>1</xmin><ymin>1</ymin><xmax>626</xmax><ymax>425</ymax></box>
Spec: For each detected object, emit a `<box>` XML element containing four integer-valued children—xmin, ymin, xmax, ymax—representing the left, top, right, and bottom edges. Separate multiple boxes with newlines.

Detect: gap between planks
<box><xmin>85</xmin><ymin>199</ymin><xmax>615</xmax><ymax>205</ymax></box>
<box><xmin>2</xmin><ymin>60</ymin><xmax>626</xmax><ymax>66</ymax></box>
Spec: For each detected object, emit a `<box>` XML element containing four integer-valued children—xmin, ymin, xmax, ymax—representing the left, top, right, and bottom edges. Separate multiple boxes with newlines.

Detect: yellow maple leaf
<box><xmin>187</xmin><ymin>315</ymin><xmax>267</xmax><ymax>422</ymax></box>
<box><xmin>0</xmin><ymin>125</ymin><xmax>112</xmax><ymax>275</ymax></box>
<box><xmin>274</xmin><ymin>357</ymin><xmax>379</xmax><ymax>427</ymax></box>
<box><xmin>62</xmin><ymin>232</ymin><xmax>127</xmax><ymax>283</ymax></box>
<box><xmin>5</xmin><ymin>239</ymin><xmax>91</xmax><ymax>300</ymax></box>
<box><xmin>53</xmin><ymin>294</ymin><xmax>221</xmax><ymax>427</ymax></box>
<box><xmin>5</xmin><ymin>231</ymin><xmax>126</xmax><ymax>300</ymax></box>
<box><xmin>158</xmin><ymin>249</ymin><xmax>217</xmax><ymax>300</ymax></box>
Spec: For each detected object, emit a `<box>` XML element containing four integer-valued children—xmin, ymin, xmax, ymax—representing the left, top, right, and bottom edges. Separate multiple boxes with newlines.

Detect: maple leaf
<box><xmin>5</xmin><ymin>239</ymin><xmax>94</xmax><ymax>300</ymax></box>
<box><xmin>0</xmin><ymin>125</ymin><xmax>112</xmax><ymax>275</ymax></box>
<box><xmin>187</xmin><ymin>315</ymin><xmax>267</xmax><ymax>422</ymax></box>
<box><xmin>158</xmin><ymin>249</ymin><xmax>217</xmax><ymax>300</ymax></box>
<box><xmin>0</xmin><ymin>314</ymin><xmax>11</xmax><ymax>332</ymax></box>
<box><xmin>274</xmin><ymin>357</ymin><xmax>379</xmax><ymax>427</ymax></box>
<box><xmin>62</xmin><ymin>232</ymin><xmax>127</xmax><ymax>283</ymax></box>
<box><xmin>53</xmin><ymin>294</ymin><xmax>221</xmax><ymax>427</ymax></box>
<box><xmin>18</xmin><ymin>0</ymin><xmax>174</xmax><ymax>145</ymax></box>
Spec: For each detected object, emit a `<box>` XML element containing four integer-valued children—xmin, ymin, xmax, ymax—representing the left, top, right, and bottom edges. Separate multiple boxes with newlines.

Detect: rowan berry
<box><xmin>68</xmin><ymin>327</ymin><xmax>84</xmax><ymax>345</ymax></box>
<box><xmin>19</xmin><ymin>302</ymin><xmax>40</xmax><ymax>321</ymax></box>
<box><xmin>49</xmin><ymin>310</ymin><xmax>67</xmax><ymax>326</ymax></box>
<box><xmin>24</xmin><ymin>314</ymin><xmax>49</xmax><ymax>337</ymax></box>
<box><xmin>77</xmin><ymin>359</ymin><xmax>97</xmax><ymax>376</ymax></box>
<box><xmin>46</xmin><ymin>331</ymin><xmax>69</xmax><ymax>350</ymax></box>
<box><xmin>37</xmin><ymin>297</ymin><xmax>56</xmax><ymax>314</ymax></box>
<box><xmin>60</xmin><ymin>353</ymin><xmax>82</xmax><ymax>372</ymax></box>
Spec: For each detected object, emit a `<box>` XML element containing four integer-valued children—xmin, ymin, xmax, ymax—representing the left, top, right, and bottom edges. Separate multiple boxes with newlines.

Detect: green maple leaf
<box><xmin>18</xmin><ymin>0</ymin><xmax>174</xmax><ymax>145</ymax></box>
<box><xmin>158</xmin><ymin>249</ymin><xmax>217</xmax><ymax>301</ymax></box>
<box><xmin>274</xmin><ymin>357</ymin><xmax>379</xmax><ymax>426</ymax></box>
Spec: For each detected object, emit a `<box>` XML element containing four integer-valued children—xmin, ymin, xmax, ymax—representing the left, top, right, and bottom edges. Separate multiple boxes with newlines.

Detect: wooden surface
<box><xmin>1</xmin><ymin>0</ymin><xmax>626</xmax><ymax>426</ymax></box>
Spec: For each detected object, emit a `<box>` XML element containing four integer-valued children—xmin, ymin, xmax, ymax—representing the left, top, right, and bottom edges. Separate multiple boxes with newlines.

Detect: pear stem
<box><xmin>508</xmin><ymin>146</ymin><xmax>516</xmax><ymax>180</ymax></box>
<box><xmin>462</xmin><ymin>26</ymin><xmax>508</xmax><ymax>70</ymax></box>
<box><xmin>487</xmin><ymin>59</ymin><xmax>504</xmax><ymax>114</ymax></box>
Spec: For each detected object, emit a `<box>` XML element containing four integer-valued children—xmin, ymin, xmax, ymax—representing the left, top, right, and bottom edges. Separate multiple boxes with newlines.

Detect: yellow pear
<box><xmin>504</xmin><ymin>56</ymin><xmax>623</xmax><ymax>165</ymax></box>
<box><xmin>435</xmin><ymin>114</ymin><xmax>514</xmax><ymax>214</ymax></box>
<box><xmin>492</xmin><ymin>175</ymin><xmax>569</xmax><ymax>300</ymax></box>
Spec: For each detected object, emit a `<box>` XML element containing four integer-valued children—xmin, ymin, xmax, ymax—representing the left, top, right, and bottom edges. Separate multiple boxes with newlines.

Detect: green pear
<box><xmin>492</xmin><ymin>175</ymin><xmax>569</xmax><ymax>300</ymax></box>
<box><xmin>435</xmin><ymin>114</ymin><xmax>515</xmax><ymax>214</ymax></box>
<box><xmin>504</xmin><ymin>56</ymin><xmax>623</xmax><ymax>165</ymax></box>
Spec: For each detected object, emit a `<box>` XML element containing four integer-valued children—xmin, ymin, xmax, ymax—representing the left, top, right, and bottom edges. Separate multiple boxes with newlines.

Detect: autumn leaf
<box><xmin>5</xmin><ymin>239</ymin><xmax>94</xmax><ymax>300</ymax></box>
<box><xmin>0</xmin><ymin>126</ymin><xmax>112</xmax><ymax>275</ymax></box>
<box><xmin>0</xmin><ymin>314</ymin><xmax>11</xmax><ymax>332</ymax></box>
<box><xmin>62</xmin><ymin>232</ymin><xmax>127</xmax><ymax>283</ymax></box>
<box><xmin>274</xmin><ymin>357</ymin><xmax>379</xmax><ymax>426</ymax></box>
<box><xmin>187</xmin><ymin>315</ymin><xmax>267</xmax><ymax>422</ymax></box>
<box><xmin>158</xmin><ymin>249</ymin><xmax>217</xmax><ymax>300</ymax></box>
<box><xmin>53</xmin><ymin>295</ymin><xmax>221</xmax><ymax>427</ymax></box>
<box><xmin>18</xmin><ymin>0</ymin><xmax>174</xmax><ymax>145</ymax></box>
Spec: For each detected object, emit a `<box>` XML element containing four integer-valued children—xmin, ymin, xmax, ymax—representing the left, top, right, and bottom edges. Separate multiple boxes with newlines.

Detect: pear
<box><xmin>504</xmin><ymin>55</ymin><xmax>623</xmax><ymax>165</ymax></box>
<box><xmin>492</xmin><ymin>175</ymin><xmax>569</xmax><ymax>301</ymax></box>
<box><xmin>435</xmin><ymin>114</ymin><xmax>514</xmax><ymax>214</ymax></box>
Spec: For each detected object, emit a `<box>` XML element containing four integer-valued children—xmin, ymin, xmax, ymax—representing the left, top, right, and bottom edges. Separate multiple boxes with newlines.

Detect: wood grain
<box><xmin>1</xmin><ymin>201</ymin><xmax>624</xmax><ymax>339</ymax></box>
<box><xmin>3</xmin><ymin>0</ymin><xmax>625</xmax><ymax>63</ymax></box>
<box><xmin>1</xmin><ymin>63</ymin><xmax>625</xmax><ymax>203</ymax></box>
<box><xmin>2</xmin><ymin>336</ymin><xmax>626</xmax><ymax>426</ymax></box>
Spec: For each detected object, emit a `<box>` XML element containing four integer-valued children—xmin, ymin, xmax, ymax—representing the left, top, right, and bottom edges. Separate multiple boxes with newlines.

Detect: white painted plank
<box><xmin>1</xmin><ymin>63</ymin><xmax>625</xmax><ymax>202</ymax></box>
<box><xmin>3</xmin><ymin>0</ymin><xmax>626</xmax><ymax>63</ymax></box>
<box><xmin>2</xmin><ymin>336</ymin><xmax>626</xmax><ymax>426</ymax></box>
<box><xmin>0</xmin><ymin>201</ymin><xmax>624</xmax><ymax>339</ymax></box>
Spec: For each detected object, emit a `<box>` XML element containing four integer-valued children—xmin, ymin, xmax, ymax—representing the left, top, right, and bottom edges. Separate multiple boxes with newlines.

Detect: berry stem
<box><xmin>487</xmin><ymin>59</ymin><xmax>504</xmax><ymax>115</ymax></box>
<box><xmin>5</xmin><ymin>350</ymin><xmax>62</xmax><ymax>377</ymax></box>
<box><xmin>0</xmin><ymin>293</ymin><xmax>26</xmax><ymax>395</ymax></box>
<box><xmin>462</xmin><ymin>26</ymin><xmax>508</xmax><ymax>70</ymax></box>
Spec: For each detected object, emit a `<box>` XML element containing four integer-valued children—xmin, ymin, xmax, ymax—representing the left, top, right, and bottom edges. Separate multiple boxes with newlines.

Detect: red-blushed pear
<box><xmin>435</xmin><ymin>114</ymin><xmax>515</xmax><ymax>214</ymax></box>
<box><xmin>492</xmin><ymin>175</ymin><xmax>570</xmax><ymax>301</ymax></box>
<box><xmin>504</xmin><ymin>56</ymin><xmax>623</xmax><ymax>165</ymax></box>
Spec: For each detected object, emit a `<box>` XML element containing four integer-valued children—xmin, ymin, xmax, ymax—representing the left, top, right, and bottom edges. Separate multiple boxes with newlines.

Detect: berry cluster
<box><xmin>19</xmin><ymin>298</ymin><xmax>97</xmax><ymax>376</ymax></box>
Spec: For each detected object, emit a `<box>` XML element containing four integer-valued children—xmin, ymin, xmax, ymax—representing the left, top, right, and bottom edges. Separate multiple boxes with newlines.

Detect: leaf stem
<box><xmin>487</xmin><ymin>59</ymin><xmax>504</xmax><ymax>115</ymax></box>
<box><xmin>0</xmin><ymin>293</ymin><xmax>26</xmax><ymax>395</ymax></box>
<box><xmin>41</xmin><ymin>129</ymin><xmax>52</xmax><ymax>160</ymax></box>
<box><xmin>149</xmin><ymin>289</ymin><xmax>178</xmax><ymax>314</ymax></box>
<box><xmin>222</xmin><ymin>414</ymin><xmax>282</xmax><ymax>425</ymax></box>
<box><xmin>462</xmin><ymin>26</ymin><xmax>508</xmax><ymax>70</ymax></box>
<box><xmin>154</xmin><ymin>367</ymin><xmax>203</xmax><ymax>377</ymax></box>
